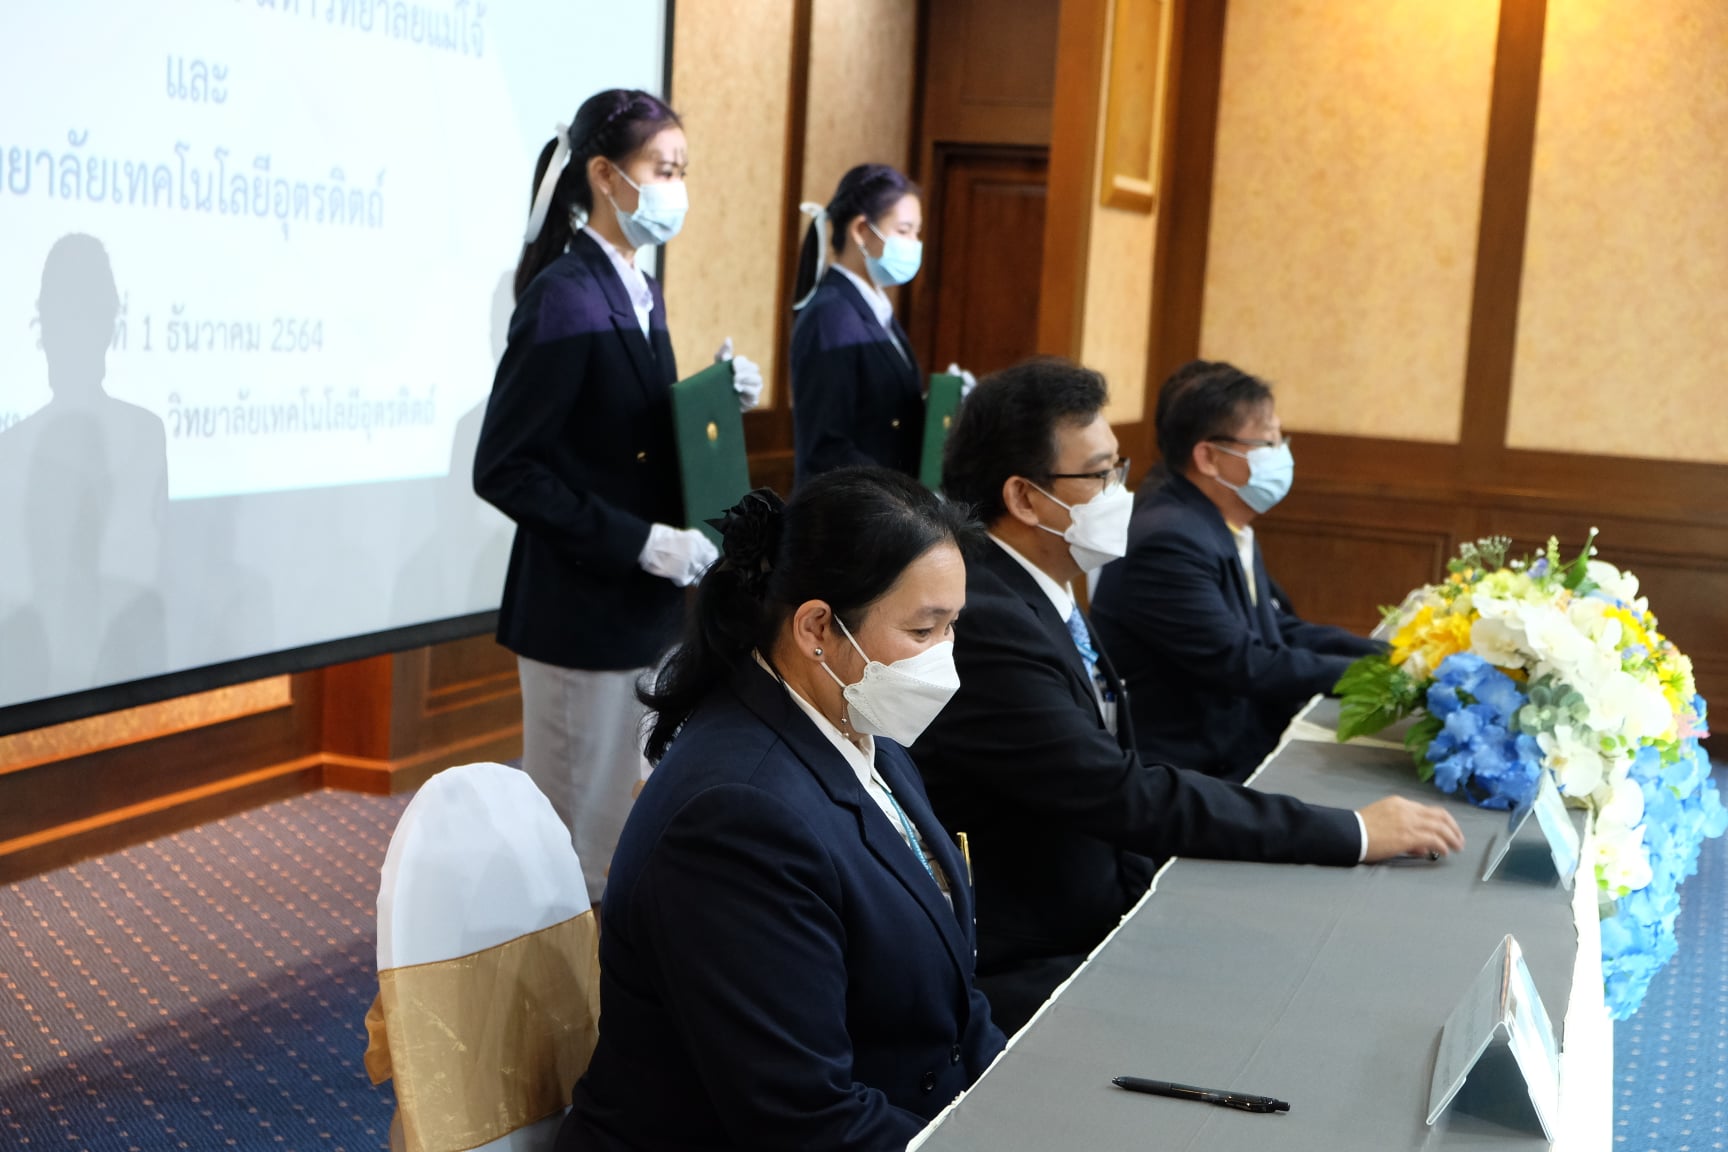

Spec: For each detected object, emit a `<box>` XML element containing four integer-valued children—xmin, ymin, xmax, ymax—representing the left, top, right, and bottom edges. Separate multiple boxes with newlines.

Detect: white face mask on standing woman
<box><xmin>608</xmin><ymin>168</ymin><xmax>689</xmax><ymax>248</ymax></box>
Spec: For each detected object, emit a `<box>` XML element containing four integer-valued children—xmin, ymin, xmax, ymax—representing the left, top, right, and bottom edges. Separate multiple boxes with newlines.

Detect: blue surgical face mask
<box><xmin>1213</xmin><ymin>440</ymin><xmax>1294</xmax><ymax>514</ymax></box>
<box><xmin>609</xmin><ymin>168</ymin><xmax>688</xmax><ymax>248</ymax></box>
<box><xmin>864</xmin><ymin>221</ymin><xmax>922</xmax><ymax>287</ymax></box>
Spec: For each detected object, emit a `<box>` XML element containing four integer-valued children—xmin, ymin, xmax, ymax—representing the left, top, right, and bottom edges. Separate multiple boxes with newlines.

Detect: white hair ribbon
<box><xmin>792</xmin><ymin>200</ymin><xmax>831</xmax><ymax>311</ymax></box>
<box><xmin>523</xmin><ymin>123</ymin><xmax>572</xmax><ymax>245</ymax></box>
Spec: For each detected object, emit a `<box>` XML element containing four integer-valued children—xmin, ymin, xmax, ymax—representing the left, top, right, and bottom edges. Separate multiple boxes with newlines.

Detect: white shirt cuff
<box><xmin>1355</xmin><ymin>812</ymin><xmax>1369</xmax><ymax>863</ymax></box>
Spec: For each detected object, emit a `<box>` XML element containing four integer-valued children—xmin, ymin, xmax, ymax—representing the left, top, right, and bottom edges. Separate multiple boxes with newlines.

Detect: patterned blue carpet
<box><xmin>2</xmin><ymin>782</ymin><xmax>1725</xmax><ymax>1149</ymax></box>
<box><xmin>1</xmin><ymin>790</ymin><xmax>409</xmax><ymax>1151</ymax></box>
<box><xmin>1612</xmin><ymin>771</ymin><xmax>1728</xmax><ymax>1150</ymax></box>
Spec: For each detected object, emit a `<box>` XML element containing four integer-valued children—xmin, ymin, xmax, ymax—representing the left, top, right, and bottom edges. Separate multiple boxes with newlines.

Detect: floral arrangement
<box><xmin>1335</xmin><ymin>531</ymin><xmax>1725</xmax><ymax>1020</ymax></box>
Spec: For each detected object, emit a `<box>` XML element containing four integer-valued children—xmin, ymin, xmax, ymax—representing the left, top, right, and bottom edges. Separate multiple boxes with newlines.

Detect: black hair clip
<box><xmin>707</xmin><ymin>488</ymin><xmax>785</xmax><ymax>597</ymax></box>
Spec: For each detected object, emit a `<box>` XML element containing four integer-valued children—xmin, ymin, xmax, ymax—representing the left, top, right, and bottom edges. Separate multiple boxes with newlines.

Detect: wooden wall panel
<box><xmin>918</xmin><ymin>0</ymin><xmax>1060</xmax><ymax>153</ymax></box>
<box><xmin>1254</xmin><ymin>510</ymin><xmax>1456</xmax><ymax>636</ymax></box>
<box><xmin>0</xmin><ymin>672</ymin><xmax>324</xmax><ymax>881</ymax></box>
<box><xmin>0</xmin><ymin>677</ymin><xmax>291</xmax><ymax>775</ymax></box>
<box><xmin>909</xmin><ymin>0</ymin><xmax>1060</xmax><ymax>378</ymax></box>
<box><xmin>0</xmin><ymin>635</ymin><xmax>524</xmax><ymax>882</ymax></box>
<box><xmin>1035</xmin><ymin>0</ymin><xmax>1106</xmax><ymax>360</ymax></box>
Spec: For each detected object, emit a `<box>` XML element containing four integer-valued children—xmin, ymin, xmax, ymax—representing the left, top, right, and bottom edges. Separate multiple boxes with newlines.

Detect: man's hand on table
<box><xmin>1358</xmin><ymin>797</ymin><xmax>1466</xmax><ymax>863</ymax></box>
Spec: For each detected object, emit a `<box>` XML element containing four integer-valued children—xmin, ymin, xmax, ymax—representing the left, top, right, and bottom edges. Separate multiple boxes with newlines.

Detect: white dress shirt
<box><xmin>754</xmin><ymin>653</ymin><xmax>951</xmax><ymax>903</ymax></box>
<box><xmin>1229</xmin><ymin>522</ymin><xmax>1258</xmax><ymax>605</ymax></box>
<box><xmin>988</xmin><ymin>534</ymin><xmax>1116</xmax><ymax>734</ymax></box>
<box><xmin>581</xmin><ymin>225</ymin><xmax>654</xmax><ymax>336</ymax></box>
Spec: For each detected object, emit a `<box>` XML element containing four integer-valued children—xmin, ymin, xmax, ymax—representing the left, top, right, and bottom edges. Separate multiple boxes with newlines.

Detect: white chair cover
<box><xmin>374</xmin><ymin>762</ymin><xmax>594</xmax><ymax>1152</ymax></box>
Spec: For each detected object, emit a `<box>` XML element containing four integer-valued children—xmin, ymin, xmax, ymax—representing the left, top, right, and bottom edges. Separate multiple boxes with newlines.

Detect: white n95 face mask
<box><xmin>1034</xmin><ymin>480</ymin><xmax>1132</xmax><ymax>572</ymax></box>
<box><xmin>609</xmin><ymin>170</ymin><xmax>688</xmax><ymax>248</ymax></box>
<box><xmin>821</xmin><ymin>618</ymin><xmax>960</xmax><ymax>747</ymax></box>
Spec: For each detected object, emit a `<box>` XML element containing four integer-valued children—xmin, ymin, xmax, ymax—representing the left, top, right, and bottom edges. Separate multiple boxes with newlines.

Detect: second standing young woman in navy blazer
<box><xmin>473</xmin><ymin>88</ymin><xmax>761</xmax><ymax>905</ymax></box>
<box><xmin>789</xmin><ymin>164</ymin><xmax>929</xmax><ymax>488</ymax></box>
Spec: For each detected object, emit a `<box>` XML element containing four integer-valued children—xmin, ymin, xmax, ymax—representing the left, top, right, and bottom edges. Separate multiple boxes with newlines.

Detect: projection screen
<box><xmin>0</xmin><ymin>0</ymin><xmax>671</xmax><ymax>732</ymax></box>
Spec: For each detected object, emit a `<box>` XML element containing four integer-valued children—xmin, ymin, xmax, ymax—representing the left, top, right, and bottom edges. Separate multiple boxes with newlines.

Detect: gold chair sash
<box><xmin>364</xmin><ymin>910</ymin><xmax>600</xmax><ymax>1152</ymax></box>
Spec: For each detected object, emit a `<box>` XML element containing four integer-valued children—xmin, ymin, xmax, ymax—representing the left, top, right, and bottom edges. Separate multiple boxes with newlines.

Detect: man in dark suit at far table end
<box><xmin>910</xmin><ymin>357</ymin><xmax>1463</xmax><ymax>1035</ymax></box>
<box><xmin>1091</xmin><ymin>360</ymin><xmax>1386</xmax><ymax>784</ymax></box>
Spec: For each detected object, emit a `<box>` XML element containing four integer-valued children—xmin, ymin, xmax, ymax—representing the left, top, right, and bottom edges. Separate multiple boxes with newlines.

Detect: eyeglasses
<box><xmin>1042</xmin><ymin>458</ymin><xmax>1130</xmax><ymax>494</ymax></box>
<box><xmin>1206</xmin><ymin>434</ymin><xmax>1292</xmax><ymax>451</ymax></box>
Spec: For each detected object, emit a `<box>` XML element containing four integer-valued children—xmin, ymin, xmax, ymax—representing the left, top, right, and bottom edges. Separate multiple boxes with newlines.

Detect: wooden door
<box><xmin>913</xmin><ymin>146</ymin><xmax>1049</xmax><ymax>378</ymax></box>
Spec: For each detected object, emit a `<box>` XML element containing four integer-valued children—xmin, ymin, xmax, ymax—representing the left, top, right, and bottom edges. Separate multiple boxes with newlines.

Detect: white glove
<box><xmin>717</xmin><ymin>338</ymin><xmax>764</xmax><ymax>412</ymax></box>
<box><xmin>946</xmin><ymin>362</ymin><xmax>979</xmax><ymax>399</ymax></box>
<box><xmin>639</xmin><ymin>523</ymin><xmax>718</xmax><ymax>588</ymax></box>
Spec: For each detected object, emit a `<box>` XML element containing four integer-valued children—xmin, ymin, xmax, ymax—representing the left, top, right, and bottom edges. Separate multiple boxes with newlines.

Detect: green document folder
<box><xmin>671</xmin><ymin>360</ymin><xmax>751</xmax><ymax>547</ymax></box>
<box><xmin>919</xmin><ymin>373</ymin><xmax>964</xmax><ymax>490</ymax></box>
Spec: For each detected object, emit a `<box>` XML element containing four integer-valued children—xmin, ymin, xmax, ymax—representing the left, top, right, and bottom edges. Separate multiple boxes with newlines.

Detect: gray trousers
<box><xmin>516</xmin><ymin>656</ymin><xmax>652</xmax><ymax>906</ymax></box>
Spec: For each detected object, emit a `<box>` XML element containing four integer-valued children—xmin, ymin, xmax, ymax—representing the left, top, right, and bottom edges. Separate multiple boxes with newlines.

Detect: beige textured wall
<box><xmin>1507</xmin><ymin>0</ymin><xmax>1728</xmax><ymax>464</ymax></box>
<box><xmin>1198</xmin><ymin>1</ymin><xmax>1498</xmax><ymax>443</ymax></box>
<box><xmin>1078</xmin><ymin>0</ymin><xmax>1166</xmax><ymax>427</ymax></box>
<box><xmin>802</xmin><ymin>0</ymin><xmax>919</xmax><ymax>206</ymax></box>
<box><xmin>665</xmin><ymin>3</ymin><xmax>796</xmax><ymax>403</ymax></box>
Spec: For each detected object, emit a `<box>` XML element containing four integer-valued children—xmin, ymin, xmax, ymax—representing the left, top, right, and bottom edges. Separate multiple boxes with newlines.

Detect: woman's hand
<box><xmin>717</xmin><ymin>338</ymin><xmax>764</xmax><ymax>412</ymax></box>
<box><xmin>640</xmin><ymin>524</ymin><xmax>719</xmax><ymax>587</ymax></box>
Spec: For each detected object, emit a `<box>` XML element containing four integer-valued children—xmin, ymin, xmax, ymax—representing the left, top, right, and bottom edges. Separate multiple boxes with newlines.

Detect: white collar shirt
<box><xmin>582</xmin><ymin>225</ymin><xmax>654</xmax><ymax>337</ymax></box>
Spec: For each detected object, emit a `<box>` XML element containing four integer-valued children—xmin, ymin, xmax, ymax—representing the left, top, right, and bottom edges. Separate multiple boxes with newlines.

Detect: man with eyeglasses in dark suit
<box><xmin>911</xmin><ymin>357</ymin><xmax>1462</xmax><ymax>1034</ymax></box>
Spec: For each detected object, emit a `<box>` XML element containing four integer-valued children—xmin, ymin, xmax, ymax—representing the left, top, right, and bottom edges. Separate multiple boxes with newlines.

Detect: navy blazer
<box><xmin>790</xmin><ymin>269</ymin><xmax>924</xmax><ymax>488</ymax></box>
<box><xmin>563</xmin><ymin>660</ymin><xmax>1005</xmax><ymax>1151</ymax></box>
<box><xmin>1091</xmin><ymin>473</ymin><xmax>1384</xmax><ymax>781</ymax></box>
<box><xmin>910</xmin><ymin>541</ymin><xmax>1361</xmax><ymax>1029</ymax></box>
<box><xmin>474</xmin><ymin>232</ymin><xmax>684</xmax><ymax>671</ymax></box>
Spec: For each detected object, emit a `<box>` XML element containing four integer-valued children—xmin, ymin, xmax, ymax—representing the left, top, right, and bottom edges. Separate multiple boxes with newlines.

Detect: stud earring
<box><xmin>814</xmin><ymin>647</ymin><xmax>823</xmax><ymax>657</ymax></box>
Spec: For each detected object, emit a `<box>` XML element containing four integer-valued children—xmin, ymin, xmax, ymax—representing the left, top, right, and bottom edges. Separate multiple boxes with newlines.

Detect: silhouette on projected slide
<box><xmin>0</xmin><ymin>235</ymin><xmax>168</xmax><ymax>705</ymax></box>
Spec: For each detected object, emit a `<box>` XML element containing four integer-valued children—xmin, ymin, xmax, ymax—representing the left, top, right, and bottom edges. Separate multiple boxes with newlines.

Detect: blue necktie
<box><xmin>1065</xmin><ymin>606</ymin><xmax>1099</xmax><ymax>686</ymax></box>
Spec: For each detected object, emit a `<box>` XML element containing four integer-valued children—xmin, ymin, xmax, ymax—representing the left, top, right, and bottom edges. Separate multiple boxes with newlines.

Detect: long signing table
<box><xmin>911</xmin><ymin>697</ymin><xmax>1611</xmax><ymax>1151</ymax></box>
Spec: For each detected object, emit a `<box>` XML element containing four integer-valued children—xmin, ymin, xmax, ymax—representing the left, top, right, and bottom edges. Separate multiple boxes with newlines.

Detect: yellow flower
<box><xmin>1390</xmin><ymin>605</ymin><xmax>1475</xmax><ymax>676</ymax></box>
<box><xmin>1607</xmin><ymin>606</ymin><xmax>1653</xmax><ymax>653</ymax></box>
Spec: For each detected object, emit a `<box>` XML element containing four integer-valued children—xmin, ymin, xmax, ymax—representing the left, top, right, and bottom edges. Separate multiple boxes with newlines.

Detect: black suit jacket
<box><xmin>790</xmin><ymin>269</ymin><xmax>924</xmax><ymax>487</ymax></box>
<box><xmin>1091</xmin><ymin>473</ymin><xmax>1384</xmax><ymax>781</ymax></box>
<box><xmin>473</xmin><ymin>232</ymin><xmax>685</xmax><ymax>670</ymax></box>
<box><xmin>564</xmin><ymin>661</ymin><xmax>1004</xmax><ymax>1151</ymax></box>
<box><xmin>910</xmin><ymin>541</ymin><xmax>1361</xmax><ymax>1006</ymax></box>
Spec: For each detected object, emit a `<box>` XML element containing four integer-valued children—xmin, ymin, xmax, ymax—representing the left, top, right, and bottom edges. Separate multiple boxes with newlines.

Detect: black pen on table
<box><xmin>1112</xmin><ymin>1075</ymin><xmax>1290</xmax><ymax>1114</ymax></box>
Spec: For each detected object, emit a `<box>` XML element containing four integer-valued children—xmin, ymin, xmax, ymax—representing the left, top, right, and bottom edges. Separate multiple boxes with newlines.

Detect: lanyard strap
<box><xmin>880</xmin><ymin>782</ymin><xmax>938</xmax><ymax>885</ymax></box>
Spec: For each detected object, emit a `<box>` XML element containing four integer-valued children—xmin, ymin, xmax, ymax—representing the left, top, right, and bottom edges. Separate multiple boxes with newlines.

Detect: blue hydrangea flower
<box><xmin>1423</xmin><ymin>655</ymin><xmax>1541</xmax><ymax>810</ymax></box>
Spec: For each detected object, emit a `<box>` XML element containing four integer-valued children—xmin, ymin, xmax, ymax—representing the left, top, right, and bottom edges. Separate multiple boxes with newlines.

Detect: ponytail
<box><xmin>640</xmin><ymin>471</ymin><xmax>978</xmax><ymax>763</ymax></box>
<box><xmin>789</xmin><ymin>163</ymin><xmax>921</xmax><ymax>312</ymax></box>
<box><xmin>512</xmin><ymin>88</ymin><xmax>682</xmax><ymax>301</ymax></box>
<box><xmin>790</xmin><ymin>202</ymin><xmax>831</xmax><ymax>310</ymax></box>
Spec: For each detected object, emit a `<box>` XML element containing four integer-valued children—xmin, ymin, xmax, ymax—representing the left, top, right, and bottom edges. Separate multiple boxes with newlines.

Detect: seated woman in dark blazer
<box><xmin>789</xmin><ymin>165</ymin><xmax>928</xmax><ymax>488</ymax></box>
<box><xmin>561</xmin><ymin>469</ymin><xmax>1006</xmax><ymax>1151</ymax></box>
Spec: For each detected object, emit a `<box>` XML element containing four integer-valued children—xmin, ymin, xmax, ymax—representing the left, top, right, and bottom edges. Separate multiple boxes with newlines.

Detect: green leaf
<box><xmin>1560</xmin><ymin>527</ymin><xmax>1599</xmax><ymax>591</ymax></box>
<box><xmin>1405</xmin><ymin>713</ymin><xmax>1443</xmax><ymax>783</ymax></box>
<box><xmin>1334</xmin><ymin>654</ymin><xmax>1423</xmax><ymax>743</ymax></box>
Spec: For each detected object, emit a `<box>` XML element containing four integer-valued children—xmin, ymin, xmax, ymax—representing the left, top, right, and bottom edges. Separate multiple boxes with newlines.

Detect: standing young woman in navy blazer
<box><xmin>788</xmin><ymin>164</ymin><xmax>932</xmax><ymax>488</ymax></box>
<box><xmin>561</xmin><ymin>469</ymin><xmax>1006</xmax><ymax>1151</ymax></box>
<box><xmin>473</xmin><ymin>88</ymin><xmax>761</xmax><ymax>906</ymax></box>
